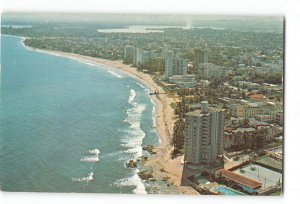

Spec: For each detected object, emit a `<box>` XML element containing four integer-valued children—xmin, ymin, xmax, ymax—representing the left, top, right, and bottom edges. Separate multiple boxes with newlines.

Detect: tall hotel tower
<box><xmin>194</xmin><ymin>48</ymin><xmax>208</xmax><ymax>65</ymax></box>
<box><xmin>184</xmin><ymin>101</ymin><xmax>225</xmax><ymax>166</ymax></box>
<box><xmin>165</xmin><ymin>50</ymin><xmax>188</xmax><ymax>79</ymax></box>
<box><xmin>194</xmin><ymin>48</ymin><xmax>209</xmax><ymax>79</ymax></box>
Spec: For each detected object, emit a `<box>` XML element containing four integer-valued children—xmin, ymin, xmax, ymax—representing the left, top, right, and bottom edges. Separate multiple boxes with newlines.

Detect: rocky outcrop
<box><xmin>142</xmin><ymin>145</ymin><xmax>156</xmax><ymax>154</ymax></box>
<box><xmin>126</xmin><ymin>160</ymin><xmax>137</xmax><ymax>168</ymax></box>
<box><xmin>138</xmin><ymin>170</ymin><xmax>153</xmax><ymax>180</ymax></box>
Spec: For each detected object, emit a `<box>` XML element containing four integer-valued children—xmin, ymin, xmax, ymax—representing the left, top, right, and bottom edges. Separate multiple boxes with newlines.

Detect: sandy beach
<box><xmin>21</xmin><ymin>40</ymin><xmax>198</xmax><ymax>194</ymax></box>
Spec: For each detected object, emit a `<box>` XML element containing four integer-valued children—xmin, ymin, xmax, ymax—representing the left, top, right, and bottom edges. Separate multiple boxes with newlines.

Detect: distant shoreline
<box><xmin>17</xmin><ymin>36</ymin><xmax>198</xmax><ymax>195</ymax></box>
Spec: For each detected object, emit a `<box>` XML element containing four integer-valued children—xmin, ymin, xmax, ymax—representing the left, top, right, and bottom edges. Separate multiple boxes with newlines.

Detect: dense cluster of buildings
<box><xmin>123</xmin><ymin>42</ymin><xmax>283</xmax><ymax>195</ymax></box>
<box><xmin>229</xmin><ymin>99</ymin><xmax>282</xmax><ymax>122</ymax></box>
<box><xmin>119</xmin><ymin>22</ymin><xmax>284</xmax><ymax>195</ymax></box>
<box><xmin>182</xmin><ymin>101</ymin><xmax>282</xmax><ymax>196</ymax></box>
<box><xmin>194</xmin><ymin>48</ymin><xmax>227</xmax><ymax>80</ymax></box>
<box><xmin>124</xmin><ymin>45</ymin><xmax>231</xmax><ymax>88</ymax></box>
<box><xmin>224</xmin><ymin>121</ymin><xmax>276</xmax><ymax>149</ymax></box>
<box><xmin>164</xmin><ymin>50</ymin><xmax>188</xmax><ymax>78</ymax></box>
<box><xmin>124</xmin><ymin>45</ymin><xmax>159</xmax><ymax>66</ymax></box>
<box><xmin>51</xmin><ymin>26</ymin><xmax>283</xmax><ymax>196</ymax></box>
<box><xmin>181</xmin><ymin>98</ymin><xmax>282</xmax><ymax>195</ymax></box>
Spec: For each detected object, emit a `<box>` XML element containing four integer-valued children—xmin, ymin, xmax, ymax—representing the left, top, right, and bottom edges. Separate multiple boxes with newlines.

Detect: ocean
<box><xmin>0</xmin><ymin>35</ymin><xmax>160</xmax><ymax>193</ymax></box>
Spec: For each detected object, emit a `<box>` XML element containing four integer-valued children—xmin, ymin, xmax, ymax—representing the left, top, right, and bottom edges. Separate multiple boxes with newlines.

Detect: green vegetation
<box><xmin>172</xmin><ymin>97</ymin><xmax>188</xmax><ymax>156</ymax></box>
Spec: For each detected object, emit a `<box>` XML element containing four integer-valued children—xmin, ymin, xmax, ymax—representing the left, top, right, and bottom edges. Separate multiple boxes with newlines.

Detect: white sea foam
<box><xmin>124</xmin><ymin>146</ymin><xmax>143</xmax><ymax>157</ymax></box>
<box><xmin>72</xmin><ymin>172</ymin><xmax>94</xmax><ymax>182</ymax></box>
<box><xmin>122</xmin><ymin>102</ymin><xmax>146</xmax><ymax>159</ymax></box>
<box><xmin>134</xmin><ymin>81</ymin><xmax>146</xmax><ymax>89</ymax></box>
<box><xmin>113</xmin><ymin>169</ymin><xmax>147</xmax><ymax>194</ymax></box>
<box><xmin>152</xmin><ymin>106</ymin><xmax>157</xmax><ymax>127</ymax></box>
<box><xmin>79</xmin><ymin>60</ymin><xmax>99</xmax><ymax>67</ymax></box>
<box><xmin>88</xmin><ymin>148</ymin><xmax>100</xmax><ymax>155</ymax></box>
<box><xmin>148</xmin><ymin>91</ymin><xmax>160</xmax><ymax>143</ymax></box>
<box><xmin>79</xmin><ymin>148</ymin><xmax>101</xmax><ymax>162</ymax></box>
<box><xmin>144</xmin><ymin>88</ymin><xmax>150</xmax><ymax>95</ymax></box>
<box><xmin>128</xmin><ymin>89</ymin><xmax>136</xmax><ymax>103</ymax></box>
<box><xmin>150</xmin><ymin>97</ymin><xmax>156</xmax><ymax>126</ymax></box>
<box><xmin>103</xmin><ymin>150</ymin><xmax>126</xmax><ymax>160</ymax></box>
<box><xmin>107</xmin><ymin>70</ymin><xmax>122</xmax><ymax>78</ymax></box>
<box><xmin>121</xmin><ymin>131</ymin><xmax>145</xmax><ymax>148</ymax></box>
<box><xmin>111</xmin><ymin>82</ymin><xmax>149</xmax><ymax>194</ymax></box>
<box><xmin>80</xmin><ymin>155</ymin><xmax>99</xmax><ymax>163</ymax></box>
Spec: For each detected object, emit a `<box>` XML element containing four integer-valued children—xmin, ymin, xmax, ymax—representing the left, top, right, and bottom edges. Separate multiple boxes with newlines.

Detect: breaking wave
<box><xmin>115</xmin><ymin>88</ymin><xmax>147</xmax><ymax>194</ymax></box>
<box><xmin>72</xmin><ymin>172</ymin><xmax>94</xmax><ymax>182</ymax></box>
<box><xmin>112</xmin><ymin>169</ymin><xmax>147</xmax><ymax>194</ymax></box>
<box><xmin>80</xmin><ymin>148</ymin><xmax>101</xmax><ymax>162</ymax></box>
<box><xmin>122</xmin><ymin>90</ymin><xmax>146</xmax><ymax>159</ymax></box>
<box><xmin>102</xmin><ymin>150</ymin><xmax>128</xmax><ymax>161</ymax></box>
<box><xmin>88</xmin><ymin>148</ymin><xmax>100</xmax><ymax>155</ymax></box>
<box><xmin>107</xmin><ymin>70</ymin><xmax>122</xmax><ymax>78</ymax></box>
<box><xmin>80</xmin><ymin>155</ymin><xmax>99</xmax><ymax>163</ymax></box>
<box><xmin>81</xmin><ymin>61</ymin><xmax>99</xmax><ymax>67</ymax></box>
<box><xmin>134</xmin><ymin>81</ymin><xmax>146</xmax><ymax>89</ymax></box>
<box><xmin>128</xmin><ymin>89</ymin><xmax>136</xmax><ymax>103</ymax></box>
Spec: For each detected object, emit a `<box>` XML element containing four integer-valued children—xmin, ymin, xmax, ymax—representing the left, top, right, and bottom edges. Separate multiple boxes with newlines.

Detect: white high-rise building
<box><xmin>165</xmin><ymin>51</ymin><xmax>188</xmax><ymax>79</ymax></box>
<box><xmin>194</xmin><ymin>48</ymin><xmax>208</xmax><ymax>65</ymax></box>
<box><xmin>140</xmin><ymin>50</ymin><xmax>151</xmax><ymax>65</ymax></box>
<box><xmin>132</xmin><ymin>48</ymin><xmax>151</xmax><ymax>67</ymax></box>
<box><xmin>132</xmin><ymin>47</ymin><xmax>138</xmax><ymax>66</ymax></box>
<box><xmin>133</xmin><ymin>48</ymin><xmax>142</xmax><ymax>66</ymax></box>
<box><xmin>124</xmin><ymin>45</ymin><xmax>135</xmax><ymax>62</ymax></box>
<box><xmin>165</xmin><ymin>51</ymin><xmax>175</xmax><ymax>78</ymax></box>
<box><xmin>184</xmin><ymin>101</ymin><xmax>225</xmax><ymax>166</ymax></box>
<box><xmin>194</xmin><ymin>48</ymin><xmax>209</xmax><ymax>79</ymax></box>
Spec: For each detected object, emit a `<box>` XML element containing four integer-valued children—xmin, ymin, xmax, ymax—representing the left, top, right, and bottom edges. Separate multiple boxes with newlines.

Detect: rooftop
<box><xmin>169</xmin><ymin>74</ymin><xmax>195</xmax><ymax>79</ymax></box>
<box><xmin>255</xmin><ymin>155</ymin><xmax>282</xmax><ymax>172</ymax></box>
<box><xmin>216</xmin><ymin>169</ymin><xmax>262</xmax><ymax>189</ymax></box>
<box><xmin>248</xmin><ymin>94</ymin><xmax>266</xmax><ymax>101</ymax></box>
<box><xmin>186</xmin><ymin>107</ymin><xmax>225</xmax><ymax>117</ymax></box>
<box><xmin>233</xmin><ymin>164</ymin><xmax>282</xmax><ymax>189</ymax></box>
<box><xmin>186</xmin><ymin>109</ymin><xmax>205</xmax><ymax>117</ymax></box>
<box><xmin>247</xmin><ymin>103</ymin><xmax>259</xmax><ymax>107</ymax></box>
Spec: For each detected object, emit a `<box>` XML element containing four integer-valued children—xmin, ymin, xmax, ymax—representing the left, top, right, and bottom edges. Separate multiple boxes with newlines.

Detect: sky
<box><xmin>0</xmin><ymin>0</ymin><xmax>286</xmax><ymax>14</ymax></box>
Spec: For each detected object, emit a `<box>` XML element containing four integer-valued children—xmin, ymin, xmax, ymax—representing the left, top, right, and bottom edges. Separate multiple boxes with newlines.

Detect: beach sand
<box><xmin>22</xmin><ymin>41</ymin><xmax>198</xmax><ymax>195</ymax></box>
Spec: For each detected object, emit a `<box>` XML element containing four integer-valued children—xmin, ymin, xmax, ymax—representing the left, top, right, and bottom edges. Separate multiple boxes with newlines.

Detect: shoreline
<box><xmin>20</xmin><ymin>38</ymin><xmax>198</xmax><ymax>195</ymax></box>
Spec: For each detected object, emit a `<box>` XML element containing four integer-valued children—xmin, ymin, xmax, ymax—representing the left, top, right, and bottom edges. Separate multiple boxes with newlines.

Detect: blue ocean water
<box><xmin>0</xmin><ymin>35</ymin><xmax>159</xmax><ymax>193</ymax></box>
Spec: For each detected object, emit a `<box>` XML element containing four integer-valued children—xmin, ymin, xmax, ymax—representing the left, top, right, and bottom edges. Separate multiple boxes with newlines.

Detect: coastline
<box><xmin>20</xmin><ymin>38</ymin><xmax>198</xmax><ymax>195</ymax></box>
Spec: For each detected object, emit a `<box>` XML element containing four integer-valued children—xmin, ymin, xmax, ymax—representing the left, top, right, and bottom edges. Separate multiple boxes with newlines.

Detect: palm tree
<box><xmin>172</xmin><ymin>117</ymin><xmax>185</xmax><ymax>155</ymax></box>
<box><xmin>172</xmin><ymin>97</ymin><xmax>187</xmax><ymax>156</ymax></box>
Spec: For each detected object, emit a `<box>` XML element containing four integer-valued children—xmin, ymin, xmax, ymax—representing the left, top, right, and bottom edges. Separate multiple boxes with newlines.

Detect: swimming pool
<box><xmin>215</xmin><ymin>186</ymin><xmax>245</xmax><ymax>195</ymax></box>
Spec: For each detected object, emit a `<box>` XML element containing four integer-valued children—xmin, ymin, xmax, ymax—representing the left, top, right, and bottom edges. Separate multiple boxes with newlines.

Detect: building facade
<box><xmin>165</xmin><ymin>50</ymin><xmax>175</xmax><ymax>78</ymax></box>
<box><xmin>194</xmin><ymin>48</ymin><xmax>209</xmax><ymax>65</ymax></box>
<box><xmin>184</xmin><ymin>101</ymin><xmax>225</xmax><ymax>165</ymax></box>
<box><xmin>132</xmin><ymin>47</ymin><xmax>139</xmax><ymax>66</ymax></box>
<box><xmin>224</xmin><ymin>124</ymin><xmax>275</xmax><ymax>149</ymax></box>
<box><xmin>124</xmin><ymin>45</ymin><xmax>135</xmax><ymax>62</ymax></box>
<box><xmin>168</xmin><ymin>75</ymin><xmax>196</xmax><ymax>88</ymax></box>
<box><xmin>197</xmin><ymin>63</ymin><xmax>227</xmax><ymax>80</ymax></box>
<box><xmin>165</xmin><ymin>50</ymin><xmax>188</xmax><ymax>79</ymax></box>
<box><xmin>230</xmin><ymin>100</ymin><xmax>282</xmax><ymax>122</ymax></box>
